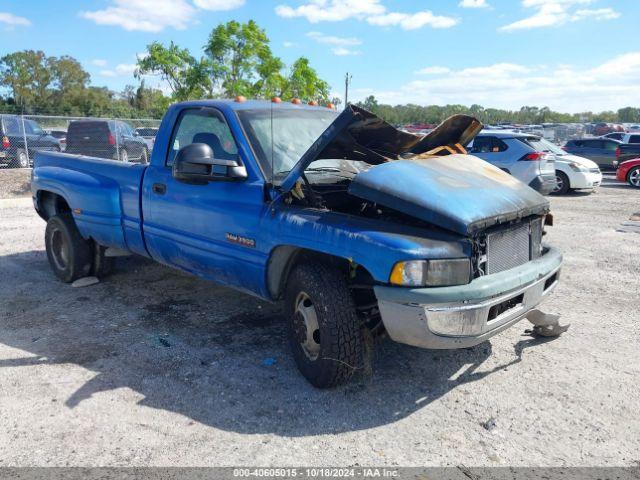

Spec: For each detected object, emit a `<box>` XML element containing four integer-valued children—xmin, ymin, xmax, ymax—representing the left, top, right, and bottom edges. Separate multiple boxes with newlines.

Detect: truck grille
<box><xmin>485</xmin><ymin>219</ymin><xmax>543</xmax><ymax>275</ymax></box>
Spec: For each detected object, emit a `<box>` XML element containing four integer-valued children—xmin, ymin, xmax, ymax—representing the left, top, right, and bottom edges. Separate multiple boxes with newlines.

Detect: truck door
<box><xmin>141</xmin><ymin>107</ymin><xmax>269</xmax><ymax>296</ymax></box>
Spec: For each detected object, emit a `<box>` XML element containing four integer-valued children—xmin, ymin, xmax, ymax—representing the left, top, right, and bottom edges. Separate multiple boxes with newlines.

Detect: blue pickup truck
<box><xmin>32</xmin><ymin>100</ymin><xmax>563</xmax><ymax>387</ymax></box>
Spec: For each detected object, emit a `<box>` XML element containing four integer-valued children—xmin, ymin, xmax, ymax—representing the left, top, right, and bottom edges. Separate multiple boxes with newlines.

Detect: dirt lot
<box><xmin>0</xmin><ymin>170</ymin><xmax>639</xmax><ymax>467</ymax></box>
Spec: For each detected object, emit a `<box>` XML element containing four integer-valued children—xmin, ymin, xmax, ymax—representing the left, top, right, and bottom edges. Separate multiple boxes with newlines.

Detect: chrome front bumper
<box><xmin>374</xmin><ymin>246</ymin><xmax>562</xmax><ymax>349</ymax></box>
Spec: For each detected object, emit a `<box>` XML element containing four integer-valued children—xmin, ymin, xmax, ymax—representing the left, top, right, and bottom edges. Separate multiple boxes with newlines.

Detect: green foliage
<box><xmin>282</xmin><ymin>57</ymin><xmax>330</xmax><ymax>102</ymax></box>
<box><xmin>136</xmin><ymin>41</ymin><xmax>212</xmax><ymax>101</ymax></box>
<box><xmin>354</xmin><ymin>95</ymin><xmax>637</xmax><ymax>126</ymax></box>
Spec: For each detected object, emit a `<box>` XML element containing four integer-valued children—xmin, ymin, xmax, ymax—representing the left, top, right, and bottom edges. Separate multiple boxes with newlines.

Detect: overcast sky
<box><xmin>1</xmin><ymin>0</ymin><xmax>637</xmax><ymax>113</ymax></box>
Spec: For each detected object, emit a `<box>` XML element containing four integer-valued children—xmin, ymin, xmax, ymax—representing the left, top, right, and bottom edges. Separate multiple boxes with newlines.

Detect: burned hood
<box><xmin>279</xmin><ymin>105</ymin><xmax>483</xmax><ymax>193</ymax></box>
<box><xmin>348</xmin><ymin>154</ymin><xmax>550</xmax><ymax>236</ymax></box>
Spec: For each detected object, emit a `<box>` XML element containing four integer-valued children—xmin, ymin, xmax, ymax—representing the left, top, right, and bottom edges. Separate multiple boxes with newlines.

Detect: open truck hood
<box><xmin>279</xmin><ymin>105</ymin><xmax>482</xmax><ymax>192</ymax></box>
<box><xmin>280</xmin><ymin>105</ymin><xmax>548</xmax><ymax>236</ymax></box>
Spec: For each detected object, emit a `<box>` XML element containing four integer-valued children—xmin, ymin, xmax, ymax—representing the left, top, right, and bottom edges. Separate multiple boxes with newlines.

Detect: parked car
<box><xmin>620</xmin><ymin>133</ymin><xmax>640</xmax><ymax>144</ymax></box>
<box><xmin>468</xmin><ymin>131</ymin><xmax>556</xmax><ymax>195</ymax></box>
<box><xmin>562</xmin><ymin>138</ymin><xmax>621</xmax><ymax>170</ymax></box>
<box><xmin>529</xmin><ymin>137</ymin><xmax>602</xmax><ymax>195</ymax></box>
<box><xmin>602</xmin><ymin>132</ymin><xmax>625</xmax><ymax>141</ymax></box>
<box><xmin>65</xmin><ymin>120</ymin><xmax>148</xmax><ymax>163</ymax></box>
<box><xmin>0</xmin><ymin>114</ymin><xmax>60</xmax><ymax>168</ymax></box>
<box><xmin>616</xmin><ymin>158</ymin><xmax>640</xmax><ymax>188</ymax></box>
<box><xmin>615</xmin><ymin>143</ymin><xmax>640</xmax><ymax>164</ymax></box>
<box><xmin>47</xmin><ymin>129</ymin><xmax>67</xmax><ymax>151</ymax></box>
<box><xmin>135</xmin><ymin>127</ymin><xmax>158</xmax><ymax>153</ymax></box>
<box><xmin>31</xmin><ymin>102</ymin><xmax>563</xmax><ymax>388</ymax></box>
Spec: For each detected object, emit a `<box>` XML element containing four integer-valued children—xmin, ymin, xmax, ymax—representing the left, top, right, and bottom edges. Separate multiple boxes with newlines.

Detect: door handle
<box><xmin>152</xmin><ymin>183</ymin><xmax>166</xmax><ymax>195</ymax></box>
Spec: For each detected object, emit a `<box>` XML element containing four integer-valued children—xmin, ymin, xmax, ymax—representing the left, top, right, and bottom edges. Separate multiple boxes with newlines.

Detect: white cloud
<box><xmin>459</xmin><ymin>0</ymin><xmax>489</xmax><ymax>8</ymax></box>
<box><xmin>283</xmin><ymin>41</ymin><xmax>296</xmax><ymax>47</ymax></box>
<box><xmin>81</xmin><ymin>0</ymin><xmax>245</xmax><ymax>32</ymax></box>
<box><xmin>0</xmin><ymin>12</ymin><xmax>31</xmax><ymax>27</ymax></box>
<box><xmin>353</xmin><ymin>52</ymin><xmax>640</xmax><ymax>113</ymax></box>
<box><xmin>100</xmin><ymin>63</ymin><xmax>137</xmax><ymax>78</ymax></box>
<box><xmin>415</xmin><ymin>66</ymin><xmax>451</xmax><ymax>75</ymax></box>
<box><xmin>276</xmin><ymin>0</ymin><xmax>458</xmax><ymax>30</ymax></box>
<box><xmin>501</xmin><ymin>0</ymin><xmax>619</xmax><ymax>31</ymax></box>
<box><xmin>91</xmin><ymin>59</ymin><xmax>108</xmax><ymax>67</ymax></box>
<box><xmin>307</xmin><ymin>31</ymin><xmax>361</xmax><ymax>46</ymax></box>
<box><xmin>307</xmin><ymin>31</ymin><xmax>362</xmax><ymax>55</ymax></box>
<box><xmin>368</xmin><ymin>11</ymin><xmax>458</xmax><ymax>29</ymax></box>
<box><xmin>192</xmin><ymin>0</ymin><xmax>245</xmax><ymax>10</ymax></box>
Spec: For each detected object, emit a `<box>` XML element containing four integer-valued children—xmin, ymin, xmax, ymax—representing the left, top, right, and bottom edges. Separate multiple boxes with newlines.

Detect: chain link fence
<box><xmin>0</xmin><ymin>113</ymin><xmax>161</xmax><ymax>169</ymax></box>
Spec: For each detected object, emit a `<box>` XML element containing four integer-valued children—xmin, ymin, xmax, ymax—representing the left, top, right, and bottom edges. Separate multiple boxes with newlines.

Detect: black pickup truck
<box><xmin>616</xmin><ymin>143</ymin><xmax>640</xmax><ymax>165</ymax></box>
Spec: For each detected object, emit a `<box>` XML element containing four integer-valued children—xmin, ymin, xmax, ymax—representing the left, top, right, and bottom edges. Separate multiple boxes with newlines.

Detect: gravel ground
<box><xmin>0</xmin><ymin>174</ymin><xmax>639</xmax><ymax>467</ymax></box>
<box><xmin>0</xmin><ymin>169</ymin><xmax>31</xmax><ymax>199</ymax></box>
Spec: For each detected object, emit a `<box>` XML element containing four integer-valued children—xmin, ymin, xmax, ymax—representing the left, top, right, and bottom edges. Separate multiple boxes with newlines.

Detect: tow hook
<box><xmin>525</xmin><ymin>309</ymin><xmax>570</xmax><ymax>337</ymax></box>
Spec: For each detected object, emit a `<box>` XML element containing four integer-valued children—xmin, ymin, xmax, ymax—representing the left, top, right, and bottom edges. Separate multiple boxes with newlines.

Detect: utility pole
<box><xmin>344</xmin><ymin>72</ymin><xmax>352</xmax><ymax>108</ymax></box>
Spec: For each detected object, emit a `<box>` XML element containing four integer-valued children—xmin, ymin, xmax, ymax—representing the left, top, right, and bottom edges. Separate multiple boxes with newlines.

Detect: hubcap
<box><xmin>554</xmin><ymin>175</ymin><xmax>563</xmax><ymax>192</ymax></box>
<box><xmin>630</xmin><ymin>169</ymin><xmax>640</xmax><ymax>187</ymax></box>
<box><xmin>50</xmin><ymin>228</ymin><xmax>69</xmax><ymax>271</ymax></box>
<box><xmin>121</xmin><ymin>150</ymin><xmax>128</xmax><ymax>162</ymax></box>
<box><xmin>293</xmin><ymin>292</ymin><xmax>321</xmax><ymax>360</ymax></box>
<box><xmin>18</xmin><ymin>152</ymin><xmax>28</xmax><ymax>167</ymax></box>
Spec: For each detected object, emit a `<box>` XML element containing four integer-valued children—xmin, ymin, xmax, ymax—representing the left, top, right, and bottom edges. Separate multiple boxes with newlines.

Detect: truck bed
<box><xmin>32</xmin><ymin>152</ymin><xmax>149</xmax><ymax>256</ymax></box>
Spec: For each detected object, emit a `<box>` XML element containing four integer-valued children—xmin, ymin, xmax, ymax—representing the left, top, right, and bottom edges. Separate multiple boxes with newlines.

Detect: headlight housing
<box><xmin>389</xmin><ymin>259</ymin><xmax>471</xmax><ymax>287</ymax></box>
<box><xmin>568</xmin><ymin>162</ymin><xmax>587</xmax><ymax>172</ymax></box>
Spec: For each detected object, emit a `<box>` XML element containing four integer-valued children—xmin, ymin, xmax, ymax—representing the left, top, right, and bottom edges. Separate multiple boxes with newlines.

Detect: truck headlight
<box><xmin>389</xmin><ymin>259</ymin><xmax>471</xmax><ymax>287</ymax></box>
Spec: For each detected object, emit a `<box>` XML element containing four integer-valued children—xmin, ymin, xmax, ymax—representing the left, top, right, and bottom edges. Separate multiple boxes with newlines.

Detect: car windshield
<box><xmin>237</xmin><ymin>108</ymin><xmax>338</xmax><ymax>182</ymax></box>
<box><xmin>525</xmin><ymin>137</ymin><xmax>566</xmax><ymax>155</ymax></box>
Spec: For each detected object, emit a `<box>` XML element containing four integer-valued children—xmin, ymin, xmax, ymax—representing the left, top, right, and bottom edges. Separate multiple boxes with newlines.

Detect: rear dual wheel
<box><xmin>45</xmin><ymin>213</ymin><xmax>114</xmax><ymax>283</ymax></box>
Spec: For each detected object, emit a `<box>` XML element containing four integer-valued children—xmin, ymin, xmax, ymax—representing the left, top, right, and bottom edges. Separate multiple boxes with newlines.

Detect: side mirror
<box><xmin>172</xmin><ymin>143</ymin><xmax>247</xmax><ymax>183</ymax></box>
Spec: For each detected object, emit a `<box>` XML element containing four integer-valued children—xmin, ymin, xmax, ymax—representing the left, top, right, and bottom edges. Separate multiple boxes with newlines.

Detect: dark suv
<box><xmin>0</xmin><ymin>115</ymin><xmax>61</xmax><ymax>168</ymax></box>
<box><xmin>65</xmin><ymin>120</ymin><xmax>149</xmax><ymax>163</ymax></box>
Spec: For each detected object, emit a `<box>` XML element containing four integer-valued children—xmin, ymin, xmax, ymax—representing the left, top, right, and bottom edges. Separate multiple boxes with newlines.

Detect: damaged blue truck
<box><xmin>31</xmin><ymin>100</ymin><xmax>563</xmax><ymax>388</ymax></box>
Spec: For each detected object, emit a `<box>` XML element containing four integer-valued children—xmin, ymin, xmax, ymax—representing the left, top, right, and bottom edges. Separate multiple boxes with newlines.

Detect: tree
<box><xmin>0</xmin><ymin>50</ymin><xmax>51</xmax><ymax>108</ymax></box>
<box><xmin>136</xmin><ymin>41</ymin><xmax>211</xmax><ymax>101</ymax></box>
<box><xmin>283</xmin><ymin>57</ymin><xmax>329</xmax><ymax>102</ymax></box>
<box><xmin>205</xmin><ymin>20</ymin><xmax>283</xmax><ymax>98</ymax></box>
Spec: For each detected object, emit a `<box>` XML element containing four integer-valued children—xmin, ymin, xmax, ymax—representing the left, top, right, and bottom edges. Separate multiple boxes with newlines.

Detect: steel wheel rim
<box><xmin>630</xmin><ymin>169</ymin><xmax>640</xmax><ymax>187</ymax></box>
<box><xmin>18</xmin><ymin>152</ymin><xmax>28</xmax><ymax>168</ymax></box>
<box><xmin>121</xmin><ymin>150</ymin><xmax>128</xmax><ymax>162</ymax></box>
<box><xmin>554</xmin><ymin>174</ymin><xmax>564</xmax><ymax>192</ymax></box>
<box><xmin>293</xmin><ymin>292</ymin><xmax>321</xmax><ymax>360</ymax></box>
<box><xmin>50</xmin><ymin>228</ymin><xmax>69</xmax><ymax>271</ymax></box>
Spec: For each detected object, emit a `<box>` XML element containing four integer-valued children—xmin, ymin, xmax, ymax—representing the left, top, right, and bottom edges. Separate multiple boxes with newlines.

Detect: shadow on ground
<box><xmin>0</xmin><ymin>250</ymin><xmax>551</xmax><ymax>437</ymax></box>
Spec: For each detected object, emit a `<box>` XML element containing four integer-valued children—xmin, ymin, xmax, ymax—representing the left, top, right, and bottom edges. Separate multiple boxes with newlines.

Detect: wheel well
<box><xmin>37</xmin><ymin>191</ymin><xmax>71</xmax><ymax>220</ymax></box>
<box><xmin>266</xmin><ymin>246</ymin><xmax>375</xmax><ymax>300</ymax></box>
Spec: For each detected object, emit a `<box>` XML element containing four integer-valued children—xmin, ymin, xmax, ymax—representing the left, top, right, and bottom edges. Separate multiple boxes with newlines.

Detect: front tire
<box><xmin>552</xmin><ymin>170</ymin><xmax>570</xmax><ymax>195</ymax></box>
<box><xmin>627</xmin><ymin>166</ymin><xmax>640</xmax><ymax>188</ymax></box>
<box><xmin>45</xmin><ymin>213</ymin><xmax>92</xmax><ymax>283</ymax></box>
<box><xmin>284</xmin><ymin>261</ymin><xmax>363</xmax><ymax>388</ymax></box>
<box><xmin>140</xmin><ymin>147</ymin><xmax>149</xmax><ymax>163</ymax></box>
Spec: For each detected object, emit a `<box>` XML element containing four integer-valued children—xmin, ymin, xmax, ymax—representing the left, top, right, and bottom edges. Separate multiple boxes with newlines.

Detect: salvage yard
<box><xmin>0</xmin><ymin>170</ymin><xmax>639</xmax><ymax>467</ymax></box>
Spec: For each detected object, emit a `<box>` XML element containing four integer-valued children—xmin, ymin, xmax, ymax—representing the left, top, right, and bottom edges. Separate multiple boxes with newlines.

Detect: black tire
<box><xmin>552</xmin><ymin>170</ymin><xmax>570</xmax><ymax>195</ymax></box>
<box><xmin>44</xmin><ymin>213</ymin><xmax>92</xmax><ymax>283</ymax></box>
<box><xmin>140</xmin><ymin>147</ymin><xmax>149</xmax><ymax>164</ymax></box>
<box><xmin>627</xmin><ymin>166</ymin><xmax>640</xmax><ymax>188</ymax></box>
<box><xmin>11</xmin><ymin>149</ymin><xmax>29</xmax><ymax>169</ymax></box>
<box><xmin>284</xmin><ymin>261</ymin><xmax>363</xmax><ymax>388</ymax></box>
<box><xmin>91</xmin><ymin>243</ymin><xmax>115</xmax><ymax>278</ymax></box>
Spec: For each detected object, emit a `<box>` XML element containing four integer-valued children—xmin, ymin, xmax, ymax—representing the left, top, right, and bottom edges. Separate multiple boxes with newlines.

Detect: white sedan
<box><xmin>536</xmin><ymin>138</ymin><xmax>602</xmax><ymax>195</ymax></box>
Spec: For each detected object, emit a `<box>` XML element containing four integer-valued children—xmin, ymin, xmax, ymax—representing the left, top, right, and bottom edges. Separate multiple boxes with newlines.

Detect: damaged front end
<box><xmin>270</xmin><ymin>105</ymin><xmax>565</xmax><ymax>348</ymax></box>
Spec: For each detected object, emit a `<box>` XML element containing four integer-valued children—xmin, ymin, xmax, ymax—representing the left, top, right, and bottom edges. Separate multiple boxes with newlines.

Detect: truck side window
<box><xmin>167</xmin><ymin>108</ymin><xmax>239</xmax><ymax>167</ymax></box>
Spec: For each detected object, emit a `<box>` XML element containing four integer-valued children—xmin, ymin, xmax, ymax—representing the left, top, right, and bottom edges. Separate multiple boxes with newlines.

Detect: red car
<box><xmin>616</xmin><ymin>158</ymin><xmax>640</xmax><ymax>188</ymax></box>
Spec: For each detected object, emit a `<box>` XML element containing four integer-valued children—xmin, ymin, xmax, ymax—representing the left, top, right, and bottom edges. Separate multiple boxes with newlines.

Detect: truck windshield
<box><xmin>237</xmin><ymin>108</ymin><xmax>338</xmax><ymax>182</ymax></box>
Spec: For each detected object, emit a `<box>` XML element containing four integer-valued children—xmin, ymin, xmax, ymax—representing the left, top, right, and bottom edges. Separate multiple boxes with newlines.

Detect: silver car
<box><xmin>468</xmin><ymin>131</ymin><xmax>556</xmax><ymax>195</ymax></box>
